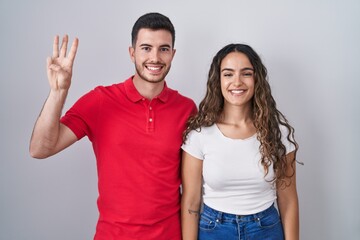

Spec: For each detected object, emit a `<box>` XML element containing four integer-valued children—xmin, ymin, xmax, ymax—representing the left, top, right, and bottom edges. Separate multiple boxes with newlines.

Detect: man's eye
<box><xmin>160</xmin><ymin>48</ymin><xmax>170</xmax><ymax>52</ymax></box>
<box><xmin>142</xmin><ymin>47</ymin><xmax>151</xmax><ymax>51</ymax></box>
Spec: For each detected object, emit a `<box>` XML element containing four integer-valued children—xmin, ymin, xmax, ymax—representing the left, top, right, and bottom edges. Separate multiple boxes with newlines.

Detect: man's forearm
<box><xmin>29</xmin><ymin>89</ymin><xmax>68</xmax><ymax>158</ymax></box>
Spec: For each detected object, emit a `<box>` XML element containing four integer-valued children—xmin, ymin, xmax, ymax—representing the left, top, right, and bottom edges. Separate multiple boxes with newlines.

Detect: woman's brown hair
<box><xmin>183</xmin><ymin>43</ymin><xmax>300</xmax><ymax>187</ymax></box>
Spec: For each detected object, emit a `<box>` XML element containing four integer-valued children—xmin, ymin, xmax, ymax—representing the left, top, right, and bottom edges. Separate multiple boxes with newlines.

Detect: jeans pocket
<box><xmin>198</xmin><ymin>213</ymin><xmax>217</xmax><ymax>231</ymax></box>
<box><xmin>256</xmin><ymin>210</ymin><xmax>281</xmax><ymax>229</ymax></box>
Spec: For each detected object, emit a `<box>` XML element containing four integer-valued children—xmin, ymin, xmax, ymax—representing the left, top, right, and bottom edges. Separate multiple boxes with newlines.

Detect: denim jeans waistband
<box><xmin>202</xmin><ymin>203</ymin><xmax>276</xmax><ymax>222</ymax></box>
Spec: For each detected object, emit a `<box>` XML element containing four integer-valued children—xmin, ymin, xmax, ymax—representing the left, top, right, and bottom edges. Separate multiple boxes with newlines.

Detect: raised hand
<box><xmin>29</xmin><ymin>35</ymin><xmax>79</xmax><ymax>159</ymax></box>
<box><xmin>47</xmin><ymin>35</ymin><xmax>78</xmax><ymax>91</ymax></box>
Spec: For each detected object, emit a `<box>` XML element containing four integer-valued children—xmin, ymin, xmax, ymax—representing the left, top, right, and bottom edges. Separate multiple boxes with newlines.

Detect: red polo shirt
<box><xmin>60</xmin><ymin>77</ymin><xmax>197</xmax><ymax>240</ymax></box>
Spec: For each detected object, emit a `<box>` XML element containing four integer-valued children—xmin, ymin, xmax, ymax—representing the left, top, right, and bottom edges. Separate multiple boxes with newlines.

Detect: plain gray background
<box><xmin>1</xmin><ymin>0</ymin><xmax>359</xmax><ymax>239</ymax></box>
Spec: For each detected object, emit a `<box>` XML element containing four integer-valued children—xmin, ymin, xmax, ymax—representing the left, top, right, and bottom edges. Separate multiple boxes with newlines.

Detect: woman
<box><xmin>181</xmin><ymin>43</ymin><xmax>300</xmax><ymax>240</ymax></box>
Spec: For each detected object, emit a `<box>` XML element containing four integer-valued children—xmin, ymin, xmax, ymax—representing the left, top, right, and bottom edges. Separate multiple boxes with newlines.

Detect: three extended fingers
<box><xmin>52</xmin><ymin>35</ymin><xmax>78</xmax><ymax>63</ymax></box>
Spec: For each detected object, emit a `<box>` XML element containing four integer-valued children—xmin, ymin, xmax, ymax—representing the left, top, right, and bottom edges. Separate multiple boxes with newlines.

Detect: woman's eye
<box><xmin>243</xmin><ymin>72</ymin><xmax>253</xmax><ymax>77</ymax></box>
<box><xmin>223</xmin><ymin>73</ymin><xmax>233</xmax><ymax>77</ymax></box>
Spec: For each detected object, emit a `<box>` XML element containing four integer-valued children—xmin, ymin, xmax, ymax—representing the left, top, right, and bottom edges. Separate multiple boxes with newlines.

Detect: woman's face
<box><xmin>220</xmin><ymin>52</ymin><xmax>255</xmax><ymax>108</ymax></box>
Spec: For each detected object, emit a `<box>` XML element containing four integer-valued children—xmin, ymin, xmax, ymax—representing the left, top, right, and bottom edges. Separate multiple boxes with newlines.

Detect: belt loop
<box><xmin>216</xmin><ymin>210</ymin><xmax>223</xmax><ymax>223</ymax></box>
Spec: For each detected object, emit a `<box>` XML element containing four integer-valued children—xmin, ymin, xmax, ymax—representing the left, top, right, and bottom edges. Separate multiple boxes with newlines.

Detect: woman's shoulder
<box><xmin>190</xmin><ymin>124</ymin><xmax>217</xmax><ymax>135</ymax></box>
<box><xmin>186</xmin><ymin>124</ymin><xmax>217</xmax><ymax>142</ymax></box>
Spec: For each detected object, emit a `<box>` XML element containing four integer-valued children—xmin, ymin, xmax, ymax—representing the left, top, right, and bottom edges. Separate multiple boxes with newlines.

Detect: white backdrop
<box><xmin>1</xmin><ymin>0</ymin><xmax>359</xmax><ymax>239</ymax></box>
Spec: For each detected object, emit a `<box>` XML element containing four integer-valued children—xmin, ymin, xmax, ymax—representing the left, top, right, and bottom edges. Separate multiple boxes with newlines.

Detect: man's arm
<box><xmin>29</xmin><ymin>35</ymin><xmax>79</xmax><ymax>159</ymax></box>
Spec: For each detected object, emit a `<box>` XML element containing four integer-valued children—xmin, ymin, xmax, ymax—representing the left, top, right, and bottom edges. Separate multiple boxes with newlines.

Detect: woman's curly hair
<box><xmin>183</xmin><ymin>43</ymin><xmax>299</xmax><ymax>187</ymax></box>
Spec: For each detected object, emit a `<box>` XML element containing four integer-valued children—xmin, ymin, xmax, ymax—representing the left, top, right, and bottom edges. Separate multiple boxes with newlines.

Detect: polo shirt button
<box><xmin>149</xmin><ymin>118</ymin><xmax>153</xmax><ymax>122</ymax></box>
<box><xmin>149</xmin><ymin>107</ymin><xmax>152</xmax><ymax>110</ymax></box>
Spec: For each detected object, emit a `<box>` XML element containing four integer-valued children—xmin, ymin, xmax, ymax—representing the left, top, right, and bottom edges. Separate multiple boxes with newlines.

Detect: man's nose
<box><xmin>149</xmin><ymin>49</ymin><xmax>160</xmax><ymax>62</ymax></box>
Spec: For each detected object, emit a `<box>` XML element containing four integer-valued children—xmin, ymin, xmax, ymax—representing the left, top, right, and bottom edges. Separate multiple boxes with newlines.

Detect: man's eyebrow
<box><xmin>139</xmin><ymin>43</ymin><xmax>152</xmax><ymax>47</ymax></box>
<box><xmin>138</xmin><ymin>44</ymin><xmax>172</xmax><ymax>48</ymax></box>
<box><xmin>159</xmin><ymin>44</ymin><xmax>171</xmax><ymax>48</ymax></box>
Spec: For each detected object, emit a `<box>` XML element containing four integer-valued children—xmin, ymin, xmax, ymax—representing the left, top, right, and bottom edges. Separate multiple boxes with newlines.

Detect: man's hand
<box><xmin>47</xmin><ymin>35</ymin><xmax>78</xmax><ymax>91</ymax></box>
<box><xmin>29</xmin><ymin>35</ymin><xmax>79</xmax><ymax>159</ymax></box>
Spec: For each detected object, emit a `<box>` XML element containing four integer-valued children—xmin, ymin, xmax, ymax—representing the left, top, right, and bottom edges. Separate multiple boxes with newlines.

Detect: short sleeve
<box><xmin>181</xmin><ymin>129</ymin><xmax>204</xmax><ymax>160</ymax></box>
<box><xmin>60</xmin><ymin>89</ymin><xmax>101</xmax><ymax>141</ymax></box>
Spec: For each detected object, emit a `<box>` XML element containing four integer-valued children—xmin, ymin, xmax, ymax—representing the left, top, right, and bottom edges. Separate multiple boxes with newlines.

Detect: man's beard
<box><xmin>134</xmin><ymin>61</ymin><xmax>171</xmax><ymax>84</ymax></box>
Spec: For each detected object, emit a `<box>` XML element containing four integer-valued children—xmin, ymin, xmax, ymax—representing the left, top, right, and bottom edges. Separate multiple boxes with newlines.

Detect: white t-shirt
<box><xmin>181</xmin><ymin>124</ymin><xmax>295</xmax><ymax>215</ymax></box>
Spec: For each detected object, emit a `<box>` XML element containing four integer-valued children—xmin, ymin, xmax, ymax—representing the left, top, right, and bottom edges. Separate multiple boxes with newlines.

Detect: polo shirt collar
<box><xmin>124</xmin><ymin>76</ymin><xmax>170</xmax><ymax>103</ymax></box>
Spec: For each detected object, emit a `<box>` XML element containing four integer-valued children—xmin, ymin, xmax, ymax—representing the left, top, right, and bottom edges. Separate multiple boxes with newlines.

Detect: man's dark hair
<box><xmin>131</xmin><ymin>12</ymin><xmax>175</xmax><ymax>47</ymax></box>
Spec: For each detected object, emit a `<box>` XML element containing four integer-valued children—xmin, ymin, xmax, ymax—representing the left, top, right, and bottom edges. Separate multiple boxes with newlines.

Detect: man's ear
<box><xmin>129</xmin><ymin>46</ymin><xmax>135</xmax><ymax>63</ymax></box>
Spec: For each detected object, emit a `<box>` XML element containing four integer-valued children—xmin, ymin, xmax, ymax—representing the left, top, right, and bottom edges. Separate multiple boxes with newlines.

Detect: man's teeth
<box><xmin>147</xmin><ymin>66</ymin><xmax>161</xmax><ymax>71</ymax></box>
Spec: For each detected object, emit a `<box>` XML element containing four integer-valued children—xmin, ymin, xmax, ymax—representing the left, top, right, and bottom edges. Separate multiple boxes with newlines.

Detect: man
<box><xmin>30</xmin><ymin>12</ymin><xmax>196</xmax><ymax>240</ymax></box>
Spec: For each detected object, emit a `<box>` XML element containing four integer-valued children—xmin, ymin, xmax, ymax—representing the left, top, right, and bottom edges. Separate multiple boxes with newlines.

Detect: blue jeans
<box><xmin>198</xmin><ymin>203</ymin><xmax>284</xmax><ymax>240</ymax></box>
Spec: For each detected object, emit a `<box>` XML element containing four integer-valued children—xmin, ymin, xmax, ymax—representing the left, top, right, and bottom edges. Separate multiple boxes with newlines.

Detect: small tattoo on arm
<box><xmin>188</xmin><ymin>209</ymin><xmax>200</xmax><ymax>216</ymax></box>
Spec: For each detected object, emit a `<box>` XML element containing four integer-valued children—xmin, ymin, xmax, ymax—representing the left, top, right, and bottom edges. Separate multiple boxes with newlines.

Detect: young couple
<box><xmin>30</xmin><ymin>12</ymin><xmax>299</xmax><ymax>240</ymax></box>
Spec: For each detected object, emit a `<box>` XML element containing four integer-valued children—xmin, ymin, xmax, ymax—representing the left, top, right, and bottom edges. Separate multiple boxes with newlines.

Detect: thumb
<box><xmin>46</xmin><ymin>57</ymin><xmax>52</xmax><ymax>69</ymax></box>
<box><xmin>48</xmin><ymin>63</ymin><xmax>61</xmax><ymax>72</ymax></box>
<box><xmin>46</xmin><ymin>57</ymin><xmax>61</xmax><ymax>71</ymax></box>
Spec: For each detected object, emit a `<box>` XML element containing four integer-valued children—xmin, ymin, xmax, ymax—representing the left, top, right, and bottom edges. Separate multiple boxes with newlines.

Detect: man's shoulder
<box><xmin>91</xmin><ymin>79</ymin><xmax>127</xmax><ymax>95</ymax></box>
<box><xmin>167</xmin><ymin>87</ymin><xmax>195</xmax><ymax>105</ymax></box>
<box><xmin>75</xmin><ymin>80</ymin><xmax>127</xmax><ymax>104</ymax></box>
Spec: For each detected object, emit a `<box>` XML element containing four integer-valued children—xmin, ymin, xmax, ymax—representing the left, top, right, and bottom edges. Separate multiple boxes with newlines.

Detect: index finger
<box><xmin>67</xmin><ymin>38</ymin><xmax>79</xmax><ymax>64</ymax></box>
<box><xmin>52</xmin><ymin>35</ymin><xmax>59</xmax><ymax>57</ymax></box>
